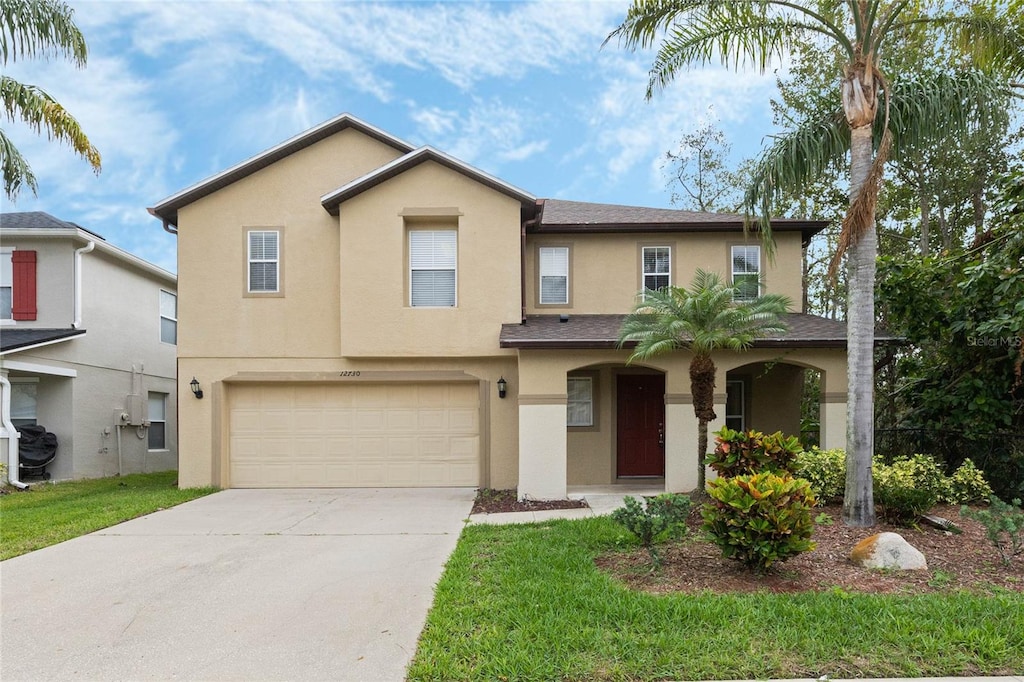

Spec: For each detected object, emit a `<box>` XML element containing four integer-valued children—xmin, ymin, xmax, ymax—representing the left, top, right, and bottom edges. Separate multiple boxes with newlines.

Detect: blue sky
<box><xmin>4</xmin><ymin>0</ymin><xmax>788</xmax><ymax>273</ymax></box>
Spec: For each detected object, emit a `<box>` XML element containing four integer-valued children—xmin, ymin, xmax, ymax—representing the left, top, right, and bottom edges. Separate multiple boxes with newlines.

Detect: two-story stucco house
<box><xmin>151</xmin><ymin>113</ymin><xmax>853</xmax><ymax>499</ymax></box>
<box><xmin>0</xmin><ymin>212</ymin><xmax>178</xmax><ymax>484</ymax></box>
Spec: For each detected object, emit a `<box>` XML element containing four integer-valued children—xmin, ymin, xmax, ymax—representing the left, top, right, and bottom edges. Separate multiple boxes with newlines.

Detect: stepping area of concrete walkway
<box><xmin>467</xmin><ymin>483</ymin><xmax>664</xmax><ymax>524</ymax></box>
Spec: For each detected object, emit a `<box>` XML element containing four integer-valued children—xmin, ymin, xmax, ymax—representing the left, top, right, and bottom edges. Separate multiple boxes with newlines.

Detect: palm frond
<box><xmin>0</xmin><ymin>0</ymin><xmax>87</xmax><ymax>66</ymax></box>
<box><xmin>890</xmin><ymin>12</ymin><xmax>1024</xmax><ymax>81</ymax></box>
<box><xmin>1</xmin><ymin>76</ymin><xmax>100</xmax><ymax>166</ymax></box>
<box><xmin>0</xmin><ymin>129</ymin><xmax>36</xmax><ymax>199</ymax></box>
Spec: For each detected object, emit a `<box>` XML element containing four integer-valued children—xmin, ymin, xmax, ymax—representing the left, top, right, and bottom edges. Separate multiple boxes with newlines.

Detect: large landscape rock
<box><xmin>850</xmin><ymin>532</ymin><xmax>928</xmax><ymax>570</ymax></box>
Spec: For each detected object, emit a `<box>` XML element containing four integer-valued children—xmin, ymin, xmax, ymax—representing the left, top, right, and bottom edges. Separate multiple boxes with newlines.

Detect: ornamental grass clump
<box><xmin>705</xmin><ymin>427</ymin><xmax>803</xmax><ymax>478</ymax></box>
<box><xmin>702</xmin><ymin>473</ymin><xmax>816</xmax><ymax>572</ymax></box>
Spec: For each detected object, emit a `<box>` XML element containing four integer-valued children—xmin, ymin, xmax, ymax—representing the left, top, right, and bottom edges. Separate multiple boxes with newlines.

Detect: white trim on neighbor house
<box><xmin>0</xmin><ymin>360</ymin><xmax>78</xmax><ymax>377</ymax></box>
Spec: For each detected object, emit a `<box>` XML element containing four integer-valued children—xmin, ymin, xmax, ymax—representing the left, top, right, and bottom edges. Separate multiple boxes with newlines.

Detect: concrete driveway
<box><xmin>0</xmin><ymin>488</ymin><xmax>475</xmax><ymax>681</ymax></box>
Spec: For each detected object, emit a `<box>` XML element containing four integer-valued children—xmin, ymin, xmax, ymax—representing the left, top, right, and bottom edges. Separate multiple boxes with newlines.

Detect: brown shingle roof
<box><xmin>499</xmin><ymin>313</ymin><xmax>898</xmax><ymax>349</ymax></box>
<box><xmin>532</xmin><ymin>199</ymin><xmax>826</xmax><ymax>244</ymax></box>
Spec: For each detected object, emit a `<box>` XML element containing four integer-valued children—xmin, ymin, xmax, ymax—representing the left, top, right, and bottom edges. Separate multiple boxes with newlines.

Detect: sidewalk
<box><xmin>467</xmin><ymin>483</ymin><xmax>664</xmax><ymax>524</ymax></box>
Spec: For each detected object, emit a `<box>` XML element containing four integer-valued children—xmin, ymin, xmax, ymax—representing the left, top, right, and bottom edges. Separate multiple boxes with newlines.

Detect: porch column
<box><xmin>517</xmin><ymin>398</ymin><xmax>567</xmax><ymax>500</ymax></box>
<box><xmin>664</xmin><ymin>392</ymin><xmax>725</xmax><ymax>493</ymax></box>
<box><xmin>821</xmin><ymin>392</ymin><xmax>847</xmax><ymax>451</ymax></box>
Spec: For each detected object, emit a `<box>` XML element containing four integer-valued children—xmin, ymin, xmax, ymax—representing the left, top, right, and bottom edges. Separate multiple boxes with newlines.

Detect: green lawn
<box><xmin>0</xmin><ymin>471</ymin><xmax>217</xmax><ymax>560</ymax></box>
<box><xmin>408</xmin><ymin>517</ymin><xmax>1024</xmax><ymax>681</ymax></box>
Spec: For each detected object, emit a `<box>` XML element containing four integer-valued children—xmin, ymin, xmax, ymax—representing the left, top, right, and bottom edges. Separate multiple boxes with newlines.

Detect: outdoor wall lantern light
<box><xmin>190</xmin><ymin>377</ymin><xmax>204</xmax><ymax>400</ymax></box>
<box><xmin>497</xmin><ymin>376</ymin><xmax>508</xmax><ymax>399</ymax></box>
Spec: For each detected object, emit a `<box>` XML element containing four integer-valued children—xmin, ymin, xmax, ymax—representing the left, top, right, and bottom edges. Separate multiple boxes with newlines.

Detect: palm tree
<box><xmin>1</xmin><ymin>0</ymin><xmax>101</xmax><ymax>200</ymax></box>
<box><xmin>618</xmin><ymin>269</ymin><xmax>791</xmax><ymax>491</ymax></box>
<box><xmin>609</xmin><ymin>0</ymin><xmax>1023</xmax><ymax>526</ymax></box>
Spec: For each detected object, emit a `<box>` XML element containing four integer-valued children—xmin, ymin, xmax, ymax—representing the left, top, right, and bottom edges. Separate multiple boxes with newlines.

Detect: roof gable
<box><xmin>150</xmin><ymin>113</ymin><xmax>415</xmax><ymax>227</ymax></box>
<box><xmin>320</xmin><ymin>146</ymin><xmax>536</xmax><ymax>216</ymax></box>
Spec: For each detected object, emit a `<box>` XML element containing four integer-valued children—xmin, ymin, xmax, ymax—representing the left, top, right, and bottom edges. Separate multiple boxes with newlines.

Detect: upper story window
<box><xmin>0</xmin><ymin>249</ymin><xmax>11</xmax><ymax>320</ymax></box>
<box><xmin>248</xmin><ymin>230</ymin><xmax>280</xmax><ymax>293</ymax></box>
<box><xmin>409</xmin><ymin>230</ymin><xmax>457</xmax><ymax>307</ymax></box>
<box><xmin>160</xmin><ymin>290</ymin><xmax>177</xmax><ymax>344</ymax></box>
<box><xmin>539</xmin><ymin>246</ymin><xmax>569</xmax><ymax>305</ymax></box>
<box><xmin>148</xmin><ymin>392</ymin><xmax>167</xmax><ymax>450</ymax></box>
<box><xmin>0</xmin><ymin>248</ymin><xmax>37</xmax><ymax>322</ymax></box>
<box><xmin>642</xmin><ymin>246</ymin><xmax>671</xmax><ymax>294</ymax></box>
<box><xmin>731</xmin><ymin>245</ymin><xmax>761</xmax><ymax>301</ymax></box>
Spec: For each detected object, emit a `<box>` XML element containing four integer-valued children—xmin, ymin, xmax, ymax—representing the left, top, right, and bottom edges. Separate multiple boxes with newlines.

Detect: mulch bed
<box><xmin>595</xmin><ymin>503</ymin><xmax>1024</xmax><ymax>595</ymax></box>
<box><xmin>472</xmin><ymin>488</ymin><xmax>588</xmax><ymax>514</ymax></box>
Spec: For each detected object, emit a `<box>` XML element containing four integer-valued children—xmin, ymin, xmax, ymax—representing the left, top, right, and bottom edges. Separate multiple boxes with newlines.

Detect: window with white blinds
<box><xmin>567</xmin><ymin>376</ymin><xmax>593</xmax><ymax>427</ymax></box>
<box><xmin>642</xmin><ymin>246</ymin><xmax>671</xmax><ymax>293</ymax></box>
<box><xmin>248</xmin><ymin>230</ymin><xmax>279</xmax><ymax>293</ymax></box>
<box><xmin>410</xmin><ymin>230</ymin><xmax>457</xmax><ymax>307</ymax></box>
<box><xmin>731</xmin><ymin>245</ymin><xmax>760</xmax><ymax>301</ymax></box>
<box><xmin>539</xmin><ymin>246</ymin><xmax>569</xmax><ymax>304</ymax></box>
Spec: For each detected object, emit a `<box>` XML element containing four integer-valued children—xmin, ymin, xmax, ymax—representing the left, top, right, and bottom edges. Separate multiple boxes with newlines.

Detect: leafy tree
<box><xmin>1</xmin><ymin>0</ymin><xmax>100</xmax><ymax>200</ymax></box>
<box><xmin>608</xmin><ymin>0</ymin><xmax>1024</xmax><ymax>526</ymax></box>
<box><xmin>617</xmin><ymin>269</ymin><xmax>791</xmax><ymax>491</ymax></box>
<box><xmin>663</xmin><ymin>109</ymin><xmax>742</xmax><ymax>211</ymax></box>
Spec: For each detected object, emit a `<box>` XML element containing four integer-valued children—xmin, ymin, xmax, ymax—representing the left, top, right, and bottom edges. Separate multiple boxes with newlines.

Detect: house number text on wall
<box><xmin>339</xmin><ymin>371</ymin><xmax>361</xmax><ymax>377</ymax></box>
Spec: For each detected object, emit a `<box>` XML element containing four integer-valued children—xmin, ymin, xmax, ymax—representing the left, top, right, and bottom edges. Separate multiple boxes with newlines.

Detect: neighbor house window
<box><xmin>725</xmin><ymin>380</ymin><xmax>745</xmax><ymax>431</ymax></box>
<box><xmin>642</xmin><ymin>246</ymin><xmax>671</xmax><ymax>294</ymax></box>
<box><xmin>248</xmin><ymin>230</ymin><xmax>280</xmax><ymax>293</ymax></box>
<box><xmin>10</xmin><ymin>379</ymin><xmax>37</xmax><ymax>428</ymax></box>
<box><xmin>539</xmin><ymin>246</ymin><xmax>569</xmax><ymax>304</ymax></box>
<box><xmin>0</xmin><ymin>250</ymin><xmax>11</xmax><ymax>320</ymax></box>
<box><xmin>731</xmin><ymin>245</ymin><xmax>760</xmax><ymax>301</ymax></box>
<box><xmin>409</xmin><ymin>230</ymin><xmax>457</xmax><ymax>307</ymax></box>
<box><xmin>148</xmin><ymin>392</ymin><xmax>167</xmax><ymax>450</ymax></box>
<box><xmin>160</xmin><ymin>290</ymin><xmax>177</xmax><ymax>344</ymax></box>
<box><xmin>567</xmin><ymin>376</ymin><xmax>593</xmax><ymax>427</ymax></box>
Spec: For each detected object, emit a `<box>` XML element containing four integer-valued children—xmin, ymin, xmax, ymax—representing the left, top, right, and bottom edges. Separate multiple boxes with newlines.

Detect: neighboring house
<box><xmin>0</xmin><ymin>212</ymin><xmax>177</xmax><ymax>483</ymax></box>
<box><xmin>151</xmin><ymin>113</ymin><xmax>864</xmax><ymax>499</ymax></box>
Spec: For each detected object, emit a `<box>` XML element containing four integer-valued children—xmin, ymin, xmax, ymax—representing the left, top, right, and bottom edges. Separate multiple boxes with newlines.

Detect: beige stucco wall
<box><xmin>175</xmin><ymin>128</ymin><xmax>406</xmax><ymax>360</ymax></box>
<box><xmin>524</xmin><ymin>231</ymin><xmax>805</xmax><ymax>314</ymax></box>
<box><xmin>337</xmin><ymin>161</ymin><xmax>523</xmax><ymax>357</ymax></box>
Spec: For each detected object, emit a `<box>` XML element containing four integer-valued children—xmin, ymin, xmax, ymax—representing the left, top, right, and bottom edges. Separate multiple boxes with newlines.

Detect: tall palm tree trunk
<box><xmin>843</xmin><ymin>123</ymin><xmax>877</xmax><ymax>527</ymax></box>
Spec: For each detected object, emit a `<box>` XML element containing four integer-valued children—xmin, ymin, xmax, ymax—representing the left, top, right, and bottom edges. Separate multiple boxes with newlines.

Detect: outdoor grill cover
<box><xmin>17</xmin><ymin>425</ymin><xmax>58</xmax><ymax>466</ymax></box>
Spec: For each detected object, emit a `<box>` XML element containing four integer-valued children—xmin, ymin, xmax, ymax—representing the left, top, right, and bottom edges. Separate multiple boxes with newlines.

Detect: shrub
<box><xmin>961</xmin><ymin>496</ymin><xmax>1024</xmax><ymax>566</ymax></box>
<box><xmin>705</xmin><ymin>427</ymin><xmax>803</xmax><ymax>478</ymax></box>
<box><xmin>873</xmin><ymin>454</ymin><xmax>946</xmax><ymax>525</ymax></box>
<box><xmin>942</xmin><ymin>458</ymin><xmax>994</xmax><ymax>504</ymax></box>
<box><xmin>793</xmin><ymin>447</ymin><xmax>846</xmax><ymax>504</ymax></box>
<box><xmin>611</xmin><ymin>493</ymin><xmax>691</xmax><ymax>566</ymax></box>
<box><xmin>702</xmin><ymin>473</ymin><xmax>816</xmax><ymax>572</ymax></box>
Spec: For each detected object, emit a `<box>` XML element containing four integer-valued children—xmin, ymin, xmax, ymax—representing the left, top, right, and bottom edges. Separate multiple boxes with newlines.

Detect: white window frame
<box><xmin>1</xmin><ymin>248</ymin><xmax>13</xmax><ymax>323</ymax></box>
<box><xmin>159</xmin><ymin>290</ymin><xmax>177</xmax><ymax>345</ymax></box>
<box><xmin>148</xmin><ymin>392</ymin><xmax>167</xmax><ymax>451</ymax></box>
<box><xmin>567</xmin><ymin>376</ymin><xmax>593</xmax><ymax>427</ymax></box>
<box><xmin>248</xmin><ymin>230</ymin><xmax>280</xmax><ymax>293</ymax></box>
<box><xmin>10</xmin><ymin>377</ymin><xmax>38</xmax><ymax>428</ymax></box>
<box><xmin>409</xmin><ymin>229</ymin><xmax>457</xmax><ymax>307</ymax></box>
<box><xmin>731</xmin><ymin>245</ymin><xmax>761</xmax><ymax>301</ymax></box>
<box><xmin>642</xmin><ymin>246</ymin><xmax>671</xmax><ymax>295</ymax></box>
<box><xmin>539</xmin><ymin>246</ymin><xmax>569</xmax><ymax>305</ymax></box>
<box><xmin>725</xmin><ymin>379</ymin><xmax>745</xmax><ymax>431</ymax></box>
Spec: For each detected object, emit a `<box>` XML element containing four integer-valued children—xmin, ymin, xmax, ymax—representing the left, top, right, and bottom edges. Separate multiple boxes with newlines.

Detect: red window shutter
<box><xmin>11</xmin><ymin>250</ymin><xmax>37</xmax><ymax>321</ymax></box>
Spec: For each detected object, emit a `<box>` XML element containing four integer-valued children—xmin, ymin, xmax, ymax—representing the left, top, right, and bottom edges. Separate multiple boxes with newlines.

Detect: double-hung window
<box><xmin>148</xmin><ymin>392</ymin><xmax>167</xmax><ymax>450</ymax></box>
<box><xmin>248</xmin><ymin>230</ymin><xmax>280</xmax><ymax>293</ymax></box>
<box><xmin>539</xmin><ymin>246</ymin><xmax>569</xmax><ymax>305</ymax></box>
<box><xmin>567</xmin><ymin>376</ymin><xmax>593</xmax><ymax>427</ymax></box>
<box><xmin>731</xmin><ymin>245</ymin><xmax>761</xmax><ymax>301</ymax></box>
<box><xmin>0</xmin><ymin>249</ymin><xmax>11</xmax><ymax>320</ymax></box>
<box><xmin>409</xmin><ymin>230</ymin><xmax>457</xmax><ymax>307</ymax></box>
<box><xmin>642</xmin><ymin>246</ymin><xmax>671</xmax><ymax>294</ymax></box>
<box><xmin>159</xmin><ymin>291</ymin><xmax>177</xmax><ymax>344</ymax></box>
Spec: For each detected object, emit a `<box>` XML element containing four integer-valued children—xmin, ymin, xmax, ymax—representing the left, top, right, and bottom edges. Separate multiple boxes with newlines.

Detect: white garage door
<box><xmin>229</xmin><ymin>382</ymin><xmax>480</xmax><ymax>487</ymax></box>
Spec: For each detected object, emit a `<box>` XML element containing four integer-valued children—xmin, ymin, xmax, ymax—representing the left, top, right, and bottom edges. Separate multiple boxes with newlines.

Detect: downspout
<box><xmin>520</xmin><ymin>223</ymin><xmax>527</xmax><ymax>323</ymax></box>
<box><xmin>72</xmin><ymin>241</ymin><xmax>95</xmax><ymax>328</ymax></box>
<box><xmin>1</xmin><ymin>375</ymin><xmax>29</xmax><ymax>490</ymax></box>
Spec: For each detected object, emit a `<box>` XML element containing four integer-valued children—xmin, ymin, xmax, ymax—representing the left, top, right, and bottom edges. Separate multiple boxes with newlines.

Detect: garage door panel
<box><xmin>229</xmin><ymin>382</ymin><xmax>481</xmax><ymax>487</ymax></box>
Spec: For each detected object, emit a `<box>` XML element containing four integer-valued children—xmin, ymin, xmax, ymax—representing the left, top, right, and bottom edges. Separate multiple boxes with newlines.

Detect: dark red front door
<box><xmin>616</xmin><ymin>374</ymin><xmax>665</xmax><ymax>477</ymax></box>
